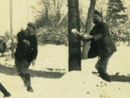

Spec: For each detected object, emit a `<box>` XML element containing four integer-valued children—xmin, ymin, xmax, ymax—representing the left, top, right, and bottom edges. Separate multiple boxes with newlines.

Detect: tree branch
<box><xmin>31</xmin><ymin>6</ymin><xmax>43</xmax><ymax>14</ymax></box>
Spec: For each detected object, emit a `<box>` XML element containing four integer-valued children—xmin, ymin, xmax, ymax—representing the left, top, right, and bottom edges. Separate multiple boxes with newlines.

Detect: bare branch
<box><xmin>31</xmin><ymin>6</ymin><xmax>43</xmax><ymax>14</ymax></box>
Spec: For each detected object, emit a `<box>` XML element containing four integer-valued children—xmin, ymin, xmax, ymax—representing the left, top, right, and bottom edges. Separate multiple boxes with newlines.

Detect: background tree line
<box><xmin>32</xmin><ymin>0</ymin><xmax>130</xmax><ymax>46</ymax></box>
<box><xmin>1</xmin><ymin>0</ymin><xmax>130</xmax><ymax>52</ymax></box>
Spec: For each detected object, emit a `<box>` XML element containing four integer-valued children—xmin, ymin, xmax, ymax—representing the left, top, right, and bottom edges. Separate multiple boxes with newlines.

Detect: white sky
<box><xmin>0</xmin><ymin>0</ymin><xmax>36</xmax><ymax>36</ymax></box>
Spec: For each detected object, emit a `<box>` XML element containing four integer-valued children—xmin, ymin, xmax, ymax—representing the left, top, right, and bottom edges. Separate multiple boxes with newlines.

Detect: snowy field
<box><xmin>0</xmin><ymin>42</ymin><xmax>130</xmax><ymax>98</ymax></box>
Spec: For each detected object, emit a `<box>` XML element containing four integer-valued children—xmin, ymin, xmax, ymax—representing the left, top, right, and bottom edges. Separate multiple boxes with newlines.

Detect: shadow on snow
<box><xmin>1</xmin><ymin>64</ymin><xmax>130</xmax><ymax>82</ymax></box>
<box><xmin>0</xmin><ymin>64</ymin><xmax>65</xmax><ymax>79</ymax></box>
<box><xmin>92</xmin><ymin>72</ymin><xmax>130</xmax><ymax>82</ymax></box>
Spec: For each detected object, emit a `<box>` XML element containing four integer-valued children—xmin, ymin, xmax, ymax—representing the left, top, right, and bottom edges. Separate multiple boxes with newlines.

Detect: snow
<box><xmin>0</xmin><ymin>43</ymin><xmax>130</xmax><ymax>98</ymax></box>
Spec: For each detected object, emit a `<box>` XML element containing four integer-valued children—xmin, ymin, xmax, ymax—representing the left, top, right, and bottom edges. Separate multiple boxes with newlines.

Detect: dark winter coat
<box><xmin>15</xmin><ymin>30</ymin><xmax>38</xmax><ymax>63</ymax></box>
<box><xmin>88</xmin><ymin>21</ymin><xmax>116</xmax><ymax>58</ymax></box>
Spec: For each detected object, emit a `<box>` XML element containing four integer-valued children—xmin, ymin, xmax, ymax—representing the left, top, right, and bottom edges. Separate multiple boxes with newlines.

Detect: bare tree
<box><xmin>96</xmin><ymin>0</ymin><xmax>108</xmax><ymax>21</ymax></box>
<box><xmin>82</xmin><ymin>0</ymin><xmax>96</xmax><ymax>59</ymax></box>
<box><xmin>41</xmin><ymin>0</ymin><xmax>50</xmax><ymax>21</ymax></box>
<box><xmin>50</xmin><ymin>0</ymin><xmax>66</xmax><ymax>22</ymax></box>
<box><xmin>32</xmin><ymin>0</ymin><xmax>66</xmax><ymax>26</ymax></box>
<box><xmin>10</xmin><ymin>0</ymin><xmax>14</xmax><ymax>58</ymax></box>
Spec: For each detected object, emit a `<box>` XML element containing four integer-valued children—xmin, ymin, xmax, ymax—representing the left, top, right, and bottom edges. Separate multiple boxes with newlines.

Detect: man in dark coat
<box><xmin>15</xmin><ymin>22</ymin><xmax>38</xmax><ymax>92</ymax></box>
<box><xmin>83</xmin><ymin>10</ymin><xmax>117</xmax><ymax>82</ymax></box>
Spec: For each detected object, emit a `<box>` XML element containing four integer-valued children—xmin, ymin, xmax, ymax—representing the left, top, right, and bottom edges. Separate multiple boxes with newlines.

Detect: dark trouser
<box><xmin>15</xmin><ymin>59</ymin><xmax>30</xmax><ymax>74</ymax></box>
<box><xmin>15</xmin><ymin>59</ymin><xmax>32</xmax><ymax>90</ymax></box>
<box><xmin>95</xmin><ymin>54</ymin><xmax>113</xmax><ymax>73</ymax></box>
<box><xmin>0</xmin><ymin>83</ymin><xmax>10</xmax><ymax>95</ymax></box>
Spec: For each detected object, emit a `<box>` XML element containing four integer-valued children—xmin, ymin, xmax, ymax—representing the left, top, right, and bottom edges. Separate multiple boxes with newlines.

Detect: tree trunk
<box><xmin>45</xmin><ymin>8</ymin><xmax>49</xmax><ymax>21</ymax></box>
<box><xmin>68</xmin><ymin>0</ymin><xmax>81</xmax><ymax>71</ymax></box>
<box><xmin>82</xmin><ymin>0</ymin><xmax>96</xmax><ymax>59</ymax></box>
<box><xmin>56</xmin><ymin>7</ymin><xmax>61</xmax><ymax>22</ymax></box>
<box><xmin>10</xmin><ymin>0</ymin><xmax>14</xmax><ymax>58</ymax></box>
<box><xmin>42</xmin><ymin>0</ymin><xmax>49</xmax><ymax>23</ymax></box>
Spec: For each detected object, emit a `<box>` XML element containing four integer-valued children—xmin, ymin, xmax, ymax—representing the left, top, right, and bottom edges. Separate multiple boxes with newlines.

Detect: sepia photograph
<box><xmin>0</xmin><ymin>0</ymin><xmax>130</xmax><ymax>98</ymax></box>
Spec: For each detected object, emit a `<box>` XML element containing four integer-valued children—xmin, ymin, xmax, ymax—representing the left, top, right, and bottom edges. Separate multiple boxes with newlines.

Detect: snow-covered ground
<box><xmin>0</xmin><ymin>42</ymin><xmax>130</xmax><ymax>98</ymax></box>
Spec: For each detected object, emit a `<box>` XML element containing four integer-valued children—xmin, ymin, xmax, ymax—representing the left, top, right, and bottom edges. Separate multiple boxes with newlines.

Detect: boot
<box><xmin>0</xmin><ymin>83</ymin><xmax>11</xmax><ymax>97</ymax></box>
<box><xmin>25</xmin><ymin>73</ymin><xmax>33</xmax><ymax>92</ymax></box>
<box><xmin>26</xmin><ymin>81</ymin><xmax>33</xmax><ymax>92</ymax></box>
<box><xmin>97</xmin><ymin>69</ymin><xmax>111</xmax><ymax>82</ymax></box>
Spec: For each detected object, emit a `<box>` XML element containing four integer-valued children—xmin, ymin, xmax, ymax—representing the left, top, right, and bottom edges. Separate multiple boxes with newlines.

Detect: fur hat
<box><xmin>28</xmin><ymin>22</ymin><xmax>36</xmax><ymax>29</ymax></box>
<box><xmin>94</xmin><ymin>10</ymin><xmax>102</xmax><ymax>17</ymax></box>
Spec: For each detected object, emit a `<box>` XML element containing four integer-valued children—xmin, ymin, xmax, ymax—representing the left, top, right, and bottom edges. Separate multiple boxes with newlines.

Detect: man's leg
<box><xmin>15</xmin><ymin>59</ymin><xmax>33</xmax><ymax>91</ymax></box>
<box><xmin>95</xmin><ymin>54</ymin><xmax>113</xmax><ymax>82</ymax></box>
<box><xmin>15</xmin><ymin>60</ymin><xmax>26</xmax><ymax>86</ymax></box>
<box><xmin>24</xmin><ymin>73</ymin><xmax>33</xmax><ymax>92</ymax></box>
<box><xmin>22</xmin><ymin>60</ymin><xmax>33</xmax><ymax>92</ymax></box>
<box><xmin>19</xmin><ymin>73</ymin><xmax>26</xmax><ymax>86</ymax></box>
<box><xmin>0</xmin><ymin>83</ymin><xmax>11</xmax><ymax>97</ymax></box>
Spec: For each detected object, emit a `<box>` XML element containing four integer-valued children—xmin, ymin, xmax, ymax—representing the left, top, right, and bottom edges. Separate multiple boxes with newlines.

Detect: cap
<box><xmin>28</xmin><ymin>22</ymin><xmax>36</xmax><ymax>29</ymax></box>
<box><xmin>94</xmin><ymin>10</ymin><xmax>102</xmax><ymax>17</ymax></box>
